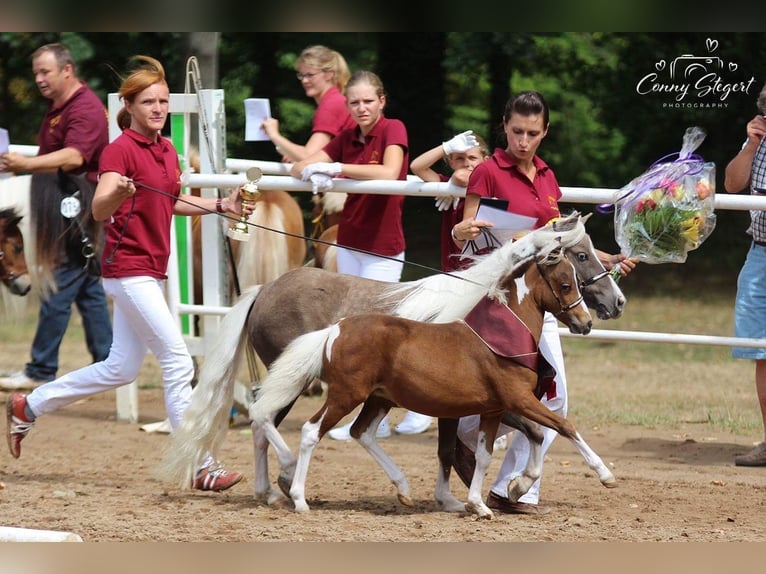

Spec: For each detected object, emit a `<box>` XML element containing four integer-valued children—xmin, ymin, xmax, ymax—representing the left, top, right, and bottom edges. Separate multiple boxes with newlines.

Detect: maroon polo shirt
<box><xmin>324</xmin><ymin>116</ymin><xmax>408</xmax><ymax>256</ymax></box>
<box><xmin>467</xmin><ymin>148</ymin><xmax>561</xmax><ymax>229</ymax></box>
<box><xmin>312</xmin><ymin>86</ymin><xmax>355</xmax><ymax>137</ymax></box>
<box><xmin>98</xmin><ymin>129</ymin><xmax>181</xmax><ymax>279</ymax></box>
<box><xmin>37</xmin><ymin>81</ymin><xmax>109</xmax><ymax>181</ymax></box>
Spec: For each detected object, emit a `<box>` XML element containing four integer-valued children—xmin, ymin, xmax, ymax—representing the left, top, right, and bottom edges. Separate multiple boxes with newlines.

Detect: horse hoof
<box><xmin>601</xmin><ymin>475</ymin><xmax>618</xmax><ymax>488</ymax></box>
<box><xmin>277</xmin><ymin>473</ymin><xmax>293</xmax><ymax>497</ymax></box>
<box><xmin>293</xmin><ymin>500</ymin><xmax>310</xmax><ymax>513</ymax></box>
<box><xmin>268</xmin><ymin>494</ymin><xmax>292</xmax><ymax>508</ymax></box>
<box><xmin>436</xmin><ymin>498</ymin><xmax>466</xmax><ymax>513</ymax></box>
<box><xmin>507</xmin><ymin>477</ymin><xmax>526</xmax><ymax>502</ymax></box>
<box><xmin>397</xmin><ymin>493</ymin><xmax>414</xmax><ymax>507</ymax></box>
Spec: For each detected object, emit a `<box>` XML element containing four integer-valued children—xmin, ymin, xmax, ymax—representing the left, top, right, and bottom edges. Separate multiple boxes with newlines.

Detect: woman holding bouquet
<box><xmin>450</xmin><ymin>90</ymin><xmax>636</xmax><ymax>514</ymax></box>
<box><xmin>724</xmin><ymin>82</ymin><xmax>766</xmax><ymax>467</ymax></box>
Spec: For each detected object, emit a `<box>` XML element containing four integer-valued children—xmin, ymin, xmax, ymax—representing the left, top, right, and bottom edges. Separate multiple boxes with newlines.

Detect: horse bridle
<box><xmin>0</xmin><ymin>244</ymin><xmax>22</xmax><ymax>284</ymax></box>
<box><xmin>535</xmin><ymin>258</ymin><xmax>585</xmax><ymax>317</ymax></box>
<box><xmin>578</xmin><ymin>268</ymin><xmax>611</xmax><ymax>289</ymax></box>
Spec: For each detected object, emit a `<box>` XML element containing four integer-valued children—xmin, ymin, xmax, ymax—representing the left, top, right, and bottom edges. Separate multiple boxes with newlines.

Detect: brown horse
<box><xmin>160</xmin><ymin>213</ymin><xmax>624</xmax><ymax>508</ymax></box>
<box><xmin>0</xmin><ymin>208</ymin><xmax>31</xmax><ymax>296</ymax></box>
<box><xmin>247</xmin><ymin>244</ymin><xmax>615</xmax><ymax>516</ymax></box>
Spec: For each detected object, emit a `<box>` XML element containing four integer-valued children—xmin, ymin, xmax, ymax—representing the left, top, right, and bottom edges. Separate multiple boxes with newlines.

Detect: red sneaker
<box><xmin>193</xmin><ymin>463</ymin><xmax>243</xmax><ymax>491</ymax></box>
<box><xmin>6</xmin><ymin>393</ymin><xmax>34</xmax><ymax>459</ymax></box>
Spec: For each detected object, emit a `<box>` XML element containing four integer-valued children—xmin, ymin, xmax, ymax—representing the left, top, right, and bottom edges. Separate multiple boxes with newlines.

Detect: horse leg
<box><xmin>506</xmin><ymin>417</ymin><xmax>545</xmax><ymax>503</ymax></box>
<box><xmin>288</xmin><ymin>417</ymin><xmax>324</xmax><ymax>513</ymax></box>
<box><xmin>465</xmin><ymin>413</ymin><xmax>502</xmax><ymax>519</ymax></box>
<box><xmin>351</xmin><ymin>397</ymin><xmax>413</xmax><ymax>507</ymax></box>
<box><xmin>252</xmin><ymin>419</ymin><xmax>293</xmax><ymax>506</ymax></box>
<box><xmin>434</xmin><ymin>417</ymin><xmax>466</xmax><ymax>512</ymax></box>
<box><xmin>508</xmin><ymin>395</ymin><xmax>616</xmax><ymax>495</ymax></box>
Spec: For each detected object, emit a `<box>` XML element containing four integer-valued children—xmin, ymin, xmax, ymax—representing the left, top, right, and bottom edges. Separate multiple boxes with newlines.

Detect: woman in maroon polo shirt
<box><xmin>262</xmin><ymin>45</ymin><xmax>355</xmax><ymax>163</ymax></box>
<box><xmin>6</xmin><ymin>56</ymin><xmax>249</xmax><ymax>492</ymax></box>
<box><xmin>291</xmin><ymin>70</ymin><xmax>432</xmax><ymax>439</ymax></box>
<box><xmin>450</xmin><ymin>91</ymin><xmax>636</xmax><ymax>515</ymax></box>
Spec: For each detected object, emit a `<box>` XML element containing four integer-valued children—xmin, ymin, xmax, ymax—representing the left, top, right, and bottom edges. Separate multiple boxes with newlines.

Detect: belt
<box><xmin>754</xmin><ymin>241</ymin><xmax>766</xmax><ymax>248</ymax></box>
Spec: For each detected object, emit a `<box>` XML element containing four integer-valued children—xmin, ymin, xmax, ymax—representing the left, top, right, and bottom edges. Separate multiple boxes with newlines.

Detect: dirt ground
<box><xmin>1</xmin><ymin>383</ymin><xmax>765</xmax><ymax>543</ymax></box>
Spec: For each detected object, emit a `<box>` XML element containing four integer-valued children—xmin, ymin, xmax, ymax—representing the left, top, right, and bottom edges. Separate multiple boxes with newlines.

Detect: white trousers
<box><xmin>336</xmin><ymin>248</ymin><xmax>405</xmax><ymax>281</ymax></box>
<box><xmin>457</xmin><ymin>312</ymin><xmax>567</xmax><ymax>504</ymax></box>
<box><xmin>27</xmin><ymin>276</ymin><xmax>195</xmax><ymax>430</ymax></box>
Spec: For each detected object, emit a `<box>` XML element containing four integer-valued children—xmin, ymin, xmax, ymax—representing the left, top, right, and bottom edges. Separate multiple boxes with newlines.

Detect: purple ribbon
<box><xmin>596</xmin><ymin>152</ymin><xmax>705</xmax><ymax>214</ymax></box>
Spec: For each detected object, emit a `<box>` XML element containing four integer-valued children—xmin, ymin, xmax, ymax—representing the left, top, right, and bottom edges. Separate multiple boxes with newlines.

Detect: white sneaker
<box><xmin>394</xmin><ymin>411</ymin><xmax>432</xmax><ymax>435</ymax></box>
<box><xmin>327</xmin><ymin>416</ymin><xmax>391</xmax><ymax>440</ymax></box>
<box><xmin>0</xmin><ymin>371</ymin><xmax>47</xmax><ymax>390</ymax></box>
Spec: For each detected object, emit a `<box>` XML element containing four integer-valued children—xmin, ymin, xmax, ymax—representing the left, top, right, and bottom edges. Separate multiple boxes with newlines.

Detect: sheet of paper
<box><xmin>461</xmin><ymin>200</ymin><xmax>538</xmax><ymax>255</ymax></box>
<box><xmin>0</xmin><ymin>128</ymin><xmax>10</xmax><ymax>178</ymax></box>
<box><xmin>244</xmin><ymin>98</ymin><xmax>271</xmax><ymax>141</ymax></box>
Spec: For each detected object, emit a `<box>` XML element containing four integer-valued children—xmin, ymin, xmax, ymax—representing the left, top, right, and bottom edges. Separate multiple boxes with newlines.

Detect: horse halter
<box><xmin>535</xmin><ymin>258</ymin><xmax>584</xmax><ymax>317</ymax></box>
<box><xmin>578</xmin><ymin>268</ymin><xmax>611</xmax><ymax>289</ymax></box>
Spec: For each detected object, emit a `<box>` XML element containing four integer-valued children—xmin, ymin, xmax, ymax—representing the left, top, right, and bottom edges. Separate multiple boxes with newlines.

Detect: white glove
<box><xmin>301</xmin><ymin>162</ymin><xmax>343</xmax><ymax>180</ymax></box>
<box><xmin>442</xmin><ymin>130</ymin><xmax>479</xmax><ymax>155</ymax></box>
<box><xmin>309</xmin><ymin>173</ymin><xmax>334</xmax><ymax>193</ymax></box>
<box><xmin>434</xmin><ymin>195</ymin><xmax>460</xmax><ymax>211</ymax></box>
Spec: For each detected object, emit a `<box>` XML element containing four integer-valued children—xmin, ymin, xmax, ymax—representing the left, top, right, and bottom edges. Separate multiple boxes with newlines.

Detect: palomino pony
<box><xmin>160</xmin><ymin>213</ymin><xmax>624</xmax><ymax>506</ymax></box>
<box><xmin>0</xmin><ymin>208</ymin><xmax>31</xmax><ymax>296</ymax></box>
<box><xmin>248</xmin><ymin>244</ymin><xmax>615</xmax><ymax>517</ymax></box>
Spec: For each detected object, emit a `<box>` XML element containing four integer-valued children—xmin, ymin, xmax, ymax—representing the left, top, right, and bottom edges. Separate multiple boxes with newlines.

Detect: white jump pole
<box><xmin>0</xmin><ymin>526</ymin><xmax>83</xmax><ymax>542</ymax></box>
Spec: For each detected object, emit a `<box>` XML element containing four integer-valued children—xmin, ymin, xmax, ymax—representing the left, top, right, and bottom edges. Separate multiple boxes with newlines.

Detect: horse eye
<box><xmin>561</xmin><ymin>283</ymin><xmax>571</xmax><ymax>291</ymax></box>
<box><xmin>577</xmin><ymin>252</ymin><xmax>587</xmax><ymax>261</ymax></box>
<box><xmin>14</xmin><ymin>244</ymin><xmax>23</xmax><ymax>255</ymax></box>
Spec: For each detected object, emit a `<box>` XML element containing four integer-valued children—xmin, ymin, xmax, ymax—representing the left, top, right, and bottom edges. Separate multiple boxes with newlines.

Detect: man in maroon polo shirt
<box><xmin>0</xmin><ymin>42</ymin><xmax>112</xmax><ymax>390</ymax></box>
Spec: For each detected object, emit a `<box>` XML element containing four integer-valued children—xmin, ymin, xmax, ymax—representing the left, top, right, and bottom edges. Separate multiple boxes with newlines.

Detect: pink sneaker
<box><xmin>193</xmin><ymin>462</ymin><xmax>243</xmax><ymax>491</ymax></box>
<box><xmin>6</xmin><ymin>393</ymin><xmax>34</xmax><ymax>459</ymax></box>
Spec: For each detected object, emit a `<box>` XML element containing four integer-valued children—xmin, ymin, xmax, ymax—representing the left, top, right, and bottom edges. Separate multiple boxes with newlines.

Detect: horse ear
<box><xmin>582</xmin><ymin>212</ymin><xmax>592</xmax><ymax>224</ymax></box>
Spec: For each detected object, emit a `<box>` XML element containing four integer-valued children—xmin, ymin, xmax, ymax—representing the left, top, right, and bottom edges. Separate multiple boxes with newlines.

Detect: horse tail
<box><xmin>248</xmin><ymin>324</ymin><xmax>334</xmax><ymax>427</ymax></box>
<box><xmin>158</xmin><ymin>285</ymin><xmax>262</xmax><ymax>489</ymax></box>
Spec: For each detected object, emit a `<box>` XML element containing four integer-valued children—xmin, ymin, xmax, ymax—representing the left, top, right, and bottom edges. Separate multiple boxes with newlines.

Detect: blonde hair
<box><xmin>344</xmin><ymin>70</ymin><xmax>385</xmax><ymax>98</ymax></box>
<box><xmin>296</xmin><ymin>45</ymin><xmax>350</xmax><ymax>91</ymax></box>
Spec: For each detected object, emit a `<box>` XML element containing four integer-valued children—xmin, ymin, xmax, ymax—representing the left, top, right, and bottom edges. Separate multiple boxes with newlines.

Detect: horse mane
<box><xmin>29</xmin><ymin>172</ymin><xmax>100</xmax><ymax>296</ymax></box>
<box><xmin>384</xmin><ymin>212</ymin><xmax>584</xmax><ymax>322</ymax></box>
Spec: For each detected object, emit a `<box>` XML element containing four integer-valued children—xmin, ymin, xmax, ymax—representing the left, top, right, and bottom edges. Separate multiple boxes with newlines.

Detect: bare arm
<box><xmin>292</xmin><ymin>145</ymin><xmax>406</xmax><ymax>182</ymax></box>
<box><xmin>0</xmin><ymin>147</ymin><xmax>84</xmax><ymax>174</ymax></box>
<box><xmin>172</xmin><ymin>186</ymin><xmax>247</xmax><ymax>217</ymax></box>
<box><xmin>92</xmin><ymin>171</ymin><xmax>135</xmax><ymax>221</ymax></box>
<box><xmin>262</xmin><ymin>118</ymin><xmax>332</xmax><ymax>163</ymax></box>
<box><xmin>724</xmin><ymin>115</ymin><xmax>766</xmax><ymax>193</ymax></box>
<box><xmin>410</xmin><ymin>145</ymin><xmax>445</xmax><ymax>182</ymax></box>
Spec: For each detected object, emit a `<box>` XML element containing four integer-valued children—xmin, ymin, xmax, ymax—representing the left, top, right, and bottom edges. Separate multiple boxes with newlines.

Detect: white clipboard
<box><xmin>461</xmin><ymin>197</ymin><xmax>537</xmax><ymax>255</ymax></box>
<box><xmin>244</xmin><ymin>98</ymin><xmax>271</xmax><ymax>141</ymax></box>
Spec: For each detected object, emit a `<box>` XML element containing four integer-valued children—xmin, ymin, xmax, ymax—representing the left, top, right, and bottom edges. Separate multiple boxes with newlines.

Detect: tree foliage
<box><xmin>1</xmin><ymin>32</ymin><xmax>763</xmax><ymax>280</ymax></box>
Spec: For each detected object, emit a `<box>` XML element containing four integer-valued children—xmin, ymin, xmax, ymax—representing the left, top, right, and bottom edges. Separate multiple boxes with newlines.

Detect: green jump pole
<box><xmin>170</xmin><ymin>113</ymin><xmax>191</xmax><ymax>335</ymax></box>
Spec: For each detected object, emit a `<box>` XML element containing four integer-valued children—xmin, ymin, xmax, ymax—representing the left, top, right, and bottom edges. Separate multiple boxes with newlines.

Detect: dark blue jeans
<box><xmin>25</xmin><ymin>264</ymin><xmax>113</xmax><ymax>381</ymax></box>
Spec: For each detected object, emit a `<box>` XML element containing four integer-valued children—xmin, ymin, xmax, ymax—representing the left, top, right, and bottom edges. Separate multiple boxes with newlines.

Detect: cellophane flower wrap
<box><xmin>613</xmin><ymin>127</ymin><xmax>717</xmax><ymax>264</ymax></box>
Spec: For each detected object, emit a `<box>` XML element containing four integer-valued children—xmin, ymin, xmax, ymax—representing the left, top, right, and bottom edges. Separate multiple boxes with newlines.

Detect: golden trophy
<box><xmin>227</xmin><ymin>166</ymin><xmax>262</xmax><ymax>241</ymax></box>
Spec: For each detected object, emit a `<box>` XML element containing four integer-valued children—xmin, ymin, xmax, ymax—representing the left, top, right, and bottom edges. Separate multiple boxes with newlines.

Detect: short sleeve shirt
<box><xmin>37</xmin><ymin>82</ymin><xmax>109</xmax><ymax>181</ymax></box>
<box><xmin>312</xmin><ymin>86</ymin><xmax>355</xmax><ymax>137</ymax></box>
<box><xmin>467</xmin><ymin>148</ymin><xmax>561</xmax><ymax>229</ymax></box>
<box><xmin>98</xmin><ymin>129</ymin><xmax>181</xmax><ymax>279</ymax></box>
<box><xmin>323</xmin><ymin>117</ymin><xmax>408</xmax><ymax>255</ymax></box>
<box><xmin>746</xmin><ymin>137</ymin><xmax>766</xmax><ymax>242</ymax></box>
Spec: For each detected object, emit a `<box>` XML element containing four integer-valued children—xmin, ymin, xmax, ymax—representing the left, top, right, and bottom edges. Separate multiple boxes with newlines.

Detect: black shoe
<box><xmin>486</xmin><ymin>491</ymin><xmax>551</xmax><ymax>515</ymax></box>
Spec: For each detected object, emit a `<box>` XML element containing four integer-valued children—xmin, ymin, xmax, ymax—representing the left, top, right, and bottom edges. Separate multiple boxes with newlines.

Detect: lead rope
<box><xmin>185</xmin><ymin>56</ymin><xmax>262</xmax><ymax>402</ymax></box>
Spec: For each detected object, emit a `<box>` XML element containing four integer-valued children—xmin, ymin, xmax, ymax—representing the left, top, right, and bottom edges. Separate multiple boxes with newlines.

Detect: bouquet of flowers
<box><xmin>613</xmin><ymin>127</ymin><xmax>717</xmax><ymax>264</ymax></box>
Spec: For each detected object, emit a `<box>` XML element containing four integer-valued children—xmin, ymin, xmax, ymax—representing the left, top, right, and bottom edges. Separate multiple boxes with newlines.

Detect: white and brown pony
<box><xmin>247</xmin><ymin>244</ymin><xmax>615</xmax><ymax>516</ymax></box>
<box><xmin>0</xmin><ymin>207</ymin><xmax>31</xmax><ymax>296</ymax></box>
<box><xmin>160</xmin><ymin>213</ymin><xmax>624</xmax><ymax>507</ymax></box>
